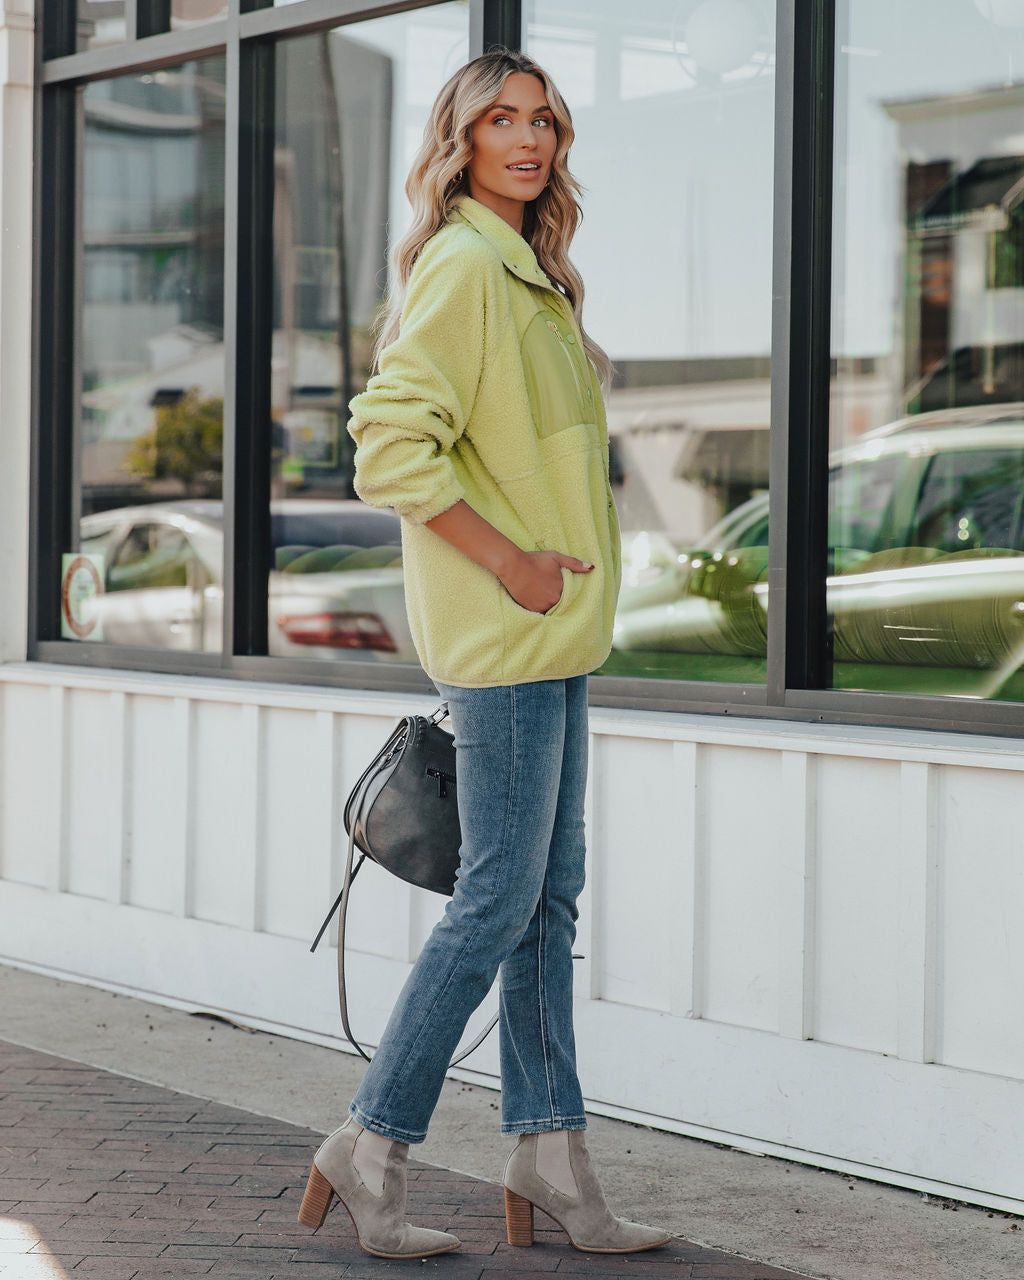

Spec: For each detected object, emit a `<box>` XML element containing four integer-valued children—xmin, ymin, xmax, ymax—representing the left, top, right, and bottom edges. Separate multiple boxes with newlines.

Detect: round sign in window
<box><xmin>61</xmin><ymin>554</ymin><xmax>104</xmax><ymax>640</ymax></box>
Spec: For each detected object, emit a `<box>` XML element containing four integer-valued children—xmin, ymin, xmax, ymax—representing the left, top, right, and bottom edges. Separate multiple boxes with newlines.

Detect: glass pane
<box><xmin>830</xmin><ymin>2</ymin><xmax>1024</xmax><ymax>700</ymax></box>
<box><xmin>526</xmin><ymin>1</ymin><xmax>776</xmax><ymax>684</ymax></box>
<box><xmin>268</xmin><ymin>4</ymin><xmax>468</xmax><ymax>663</ymax></box>
<box><xmin>66</xmin><ymin>59</ymin><xmax>226</xmax><ymax>651</ymax></box>
<box><xmin>172</xmin><ymin>0</ymin><xmax>228</xmax><ymax>28</ymax></box>
<box><xmin>77</xmin><ymin>1</ymin><xmax>126</xmax><ymax>52</ymax></box>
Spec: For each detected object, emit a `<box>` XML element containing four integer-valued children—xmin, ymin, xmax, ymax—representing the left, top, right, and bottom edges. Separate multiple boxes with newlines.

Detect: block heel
<box><xmin>504</xmin><ymin>1186</ymin><xmax>535</xmax><ymax>1246</ymax></box>
<box><xmin>298</xmin><ymin>1163</ymin><xmax>335</xmax><ymax>1230</ymax></box>
<box><xmin>298</xmin><ymin>1121</ymin><xmax>460</xmax><ymax>1256</ymax></box>
<box><xmin>503</xmin><ymin>1131</ymin><xmax>671</xmax><ymax>1254</ymax></box>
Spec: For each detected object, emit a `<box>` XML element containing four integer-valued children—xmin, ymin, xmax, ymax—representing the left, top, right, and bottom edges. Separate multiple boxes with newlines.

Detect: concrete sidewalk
<box><xmin>1</xmin><ymin>965</ymin><xmax>1021</xmax><ymax>1280</ymax></box>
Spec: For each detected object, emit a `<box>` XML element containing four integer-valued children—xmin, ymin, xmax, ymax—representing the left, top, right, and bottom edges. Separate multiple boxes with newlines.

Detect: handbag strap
<box><xmin>310</xmin><ymin>800</ymin><xmax>498</xmax><ymax>1069</ymax></box>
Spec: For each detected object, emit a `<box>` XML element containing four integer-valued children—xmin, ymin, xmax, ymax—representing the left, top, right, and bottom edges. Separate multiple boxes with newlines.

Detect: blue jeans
<box><xmin>349</xmin><ymin>675</ymin><xmax>589</xmax><ymax>1144</ymax></box>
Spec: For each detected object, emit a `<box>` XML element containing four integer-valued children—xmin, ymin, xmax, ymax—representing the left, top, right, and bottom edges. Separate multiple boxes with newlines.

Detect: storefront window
<box><xmin>35</xmin><ymin>0</ymin><xmax>1024</xmax><ymax>728</ymax></box>
<box><xmin>829</xmin><ymin>1</ymin><xmax>1024</xmax><ymax>699</ymax></box>
<box><xmin>267</xmin><ymin>4</ymin><xmax>468</xmax><ymax>664</ymax></box>
<box><xmin>65</xmin><ymin>59</ymin><xmax>226</xmax><ymax>651</ymax></box>
<box><xmin>526</xmin><ymin>0</ymin><xmax>776</xmax><ymax>684</ymax></box>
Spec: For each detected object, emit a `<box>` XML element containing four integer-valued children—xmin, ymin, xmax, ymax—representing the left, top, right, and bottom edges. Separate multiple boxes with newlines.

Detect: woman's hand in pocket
<box><xmin>423</xmin><ymin>502</ymin><xmax>592</xmax><ymax>614</ymax></box>
<box><xmin>499</xmin><ymin>549</ymin><xmax>593</xmax><ymax>614</ymax></box>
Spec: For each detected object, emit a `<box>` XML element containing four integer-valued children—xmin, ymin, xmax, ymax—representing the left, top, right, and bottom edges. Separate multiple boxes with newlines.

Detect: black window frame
<box><xmin>31</xmin><ymin>0</ymin><xmax>1024</xmax><ymax>737</ymax></box>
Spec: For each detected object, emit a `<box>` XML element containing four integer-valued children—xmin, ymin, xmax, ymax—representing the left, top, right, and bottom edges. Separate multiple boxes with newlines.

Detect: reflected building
<box><xmin>606</xmin><ymin>368</ymin><xmax>771</xmax><ymax>546</ymax></box>
<box><xmin>79</xmin><ymin>34</ymin><xmax>398</xmax><ymax>513</ymax></box>
<box><xmin>887</xmin><ymin>85</ymin><xmax>1024</xmax><ymax>414</ymax></box>
<box><xmin>272</xmin><ymin>32</ymin><xmax>392</xmax><ymax>499</ymax></box>
<box><xmin>80</xmin><ymin>61</ymin><xmax>226</xmax><ymax>513</ymax></box>
<box><xmin>825</xmin><ymin>48</ymin><xmax>1024</xmax><ymax>697</ymax></box>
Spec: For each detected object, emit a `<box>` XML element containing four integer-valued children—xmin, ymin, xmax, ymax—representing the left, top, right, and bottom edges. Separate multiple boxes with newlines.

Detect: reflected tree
<box><xmin>125</xmin><ymin>388</ymin><xmax>224</xmax><ymax>496</ymax></box>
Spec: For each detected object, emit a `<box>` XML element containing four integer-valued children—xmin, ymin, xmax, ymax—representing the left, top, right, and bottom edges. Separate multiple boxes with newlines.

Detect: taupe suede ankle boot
<box><xmin>298</xmin><ymin>1119</ymin><xmax>461</xmax><ymax>1258</ymax></box>
<box><xmin>503</xmin><ymin>1130</ymin><xmax>671</xmax><ymax>1253</ymax></box>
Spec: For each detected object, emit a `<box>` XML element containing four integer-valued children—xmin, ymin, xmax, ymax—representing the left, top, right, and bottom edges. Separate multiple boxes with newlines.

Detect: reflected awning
<box><xmin>917</xmin><ymin>154</ymin><xmax>1024</xmax><ymax>232</ymax></box>
<box><xmin>674</xmin><ymin>426</ymin><xmax>769</xmax><ymax>488</ymax></box>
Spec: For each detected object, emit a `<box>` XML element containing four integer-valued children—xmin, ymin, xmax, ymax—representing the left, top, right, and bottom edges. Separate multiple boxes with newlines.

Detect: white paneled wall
<box><xmin>813</xmin><ymin>756</ymin><xmax>902</xmax><ymax>1054</ymax></box>
<box><xmin>196</xmin><ymin>701</ymin><xmax>262</xmax><ymax>928</ymax></box>
<box><xmin>2</xmin><ymin>664</ymin><xmax>1024</xmax><ymax>1213</ymax></box>
<box><xmin>0</xmin><ymin>683</ymin><xmax>54</xmax><ymax>888</ymax></box>
<box><xmin>701</xmin><ymin>746</ymin><xmax>782</xmax><ymax>1031</ymax></box>
<box><xmin>596</xmin><ymin>735</ymin><xmax>674</xmax><ymax>1011</ymax></box>
<box><xmin>937</xmin><ymin>766</ymin><xmax>1024</xmax><ymax>1079</ymax></box>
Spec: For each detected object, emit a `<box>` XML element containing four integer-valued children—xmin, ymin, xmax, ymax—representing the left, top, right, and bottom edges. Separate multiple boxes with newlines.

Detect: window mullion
<box><xmin>223</xmin><ymin>33</ymin><xmax>275</xmax><ymax>658</ymax></box>
<box><xmin>41</xmin><ymin>2</ymin><xmax>76</xmax><ymax>60</ymax></box>
<box><xmin>767</xmin><ymin>0</ymin><xmax>835</xmax><ymax>703</ymax></box>
<box><xmin>481</xmin><ymin>0</ymin><xmax>522</xmax><ymax>51</ymax></box>
<box><xmin>136</xmin><ymin>2</ymin><xmax>173</xmax><ymax>40</ymax></box>
<box><xmin>30</xmin><ymin>84</ymin><xmax>78</xmax><ymax>648</ymax></box>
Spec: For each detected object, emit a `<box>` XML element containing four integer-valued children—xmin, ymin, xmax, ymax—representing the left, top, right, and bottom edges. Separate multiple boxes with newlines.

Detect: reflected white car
<box><xmin>78</xmin><ymin>499</ymin><xmax>416</xmax><ymax>661</ymax></box>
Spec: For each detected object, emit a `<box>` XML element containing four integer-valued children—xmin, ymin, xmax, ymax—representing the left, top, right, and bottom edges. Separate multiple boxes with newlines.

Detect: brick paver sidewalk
<box><xmin>0</xmin><ymin>1039</ymin><xmax>804</xmax><ymax>1279</ymax></box>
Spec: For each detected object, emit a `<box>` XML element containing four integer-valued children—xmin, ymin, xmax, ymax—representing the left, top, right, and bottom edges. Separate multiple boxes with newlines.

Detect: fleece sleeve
<box><xmin>347</xmin><ymin>234</ymin><xmax>498</xmax><ymax>525</ymax></box>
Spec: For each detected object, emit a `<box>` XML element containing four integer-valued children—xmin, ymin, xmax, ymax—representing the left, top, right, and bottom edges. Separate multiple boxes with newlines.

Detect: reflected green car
<box><xmin>610</xmin><ymin>406</ymin><xmax>1024</xmax><ymax>699</ymax></box>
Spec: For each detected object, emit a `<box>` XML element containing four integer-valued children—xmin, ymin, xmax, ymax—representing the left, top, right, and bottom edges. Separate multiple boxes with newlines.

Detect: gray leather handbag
<box><xmin>311</xmin><ymin>705</ymin><xmax>496</xmax><ymax>1064</ymax></box>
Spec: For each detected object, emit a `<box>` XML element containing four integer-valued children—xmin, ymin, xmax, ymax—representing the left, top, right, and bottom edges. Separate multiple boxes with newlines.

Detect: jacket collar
<box><xmin>453</xmin><ymin>196</ymin><xmax>554</xmax><ymax>292</ymax></box>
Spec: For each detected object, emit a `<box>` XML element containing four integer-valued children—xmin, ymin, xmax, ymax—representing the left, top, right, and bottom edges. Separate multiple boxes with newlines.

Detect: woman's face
<box><xmin>466</xmin><ymin>72</ymin><xmax>557</xmax><ymax>231</ymax></box>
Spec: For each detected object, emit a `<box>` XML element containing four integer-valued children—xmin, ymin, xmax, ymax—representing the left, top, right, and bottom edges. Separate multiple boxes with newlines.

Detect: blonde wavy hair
<box><xmin>374</xmin><ymin>49</ymin><xmax>611</xmax><ymax>386</ymax></box>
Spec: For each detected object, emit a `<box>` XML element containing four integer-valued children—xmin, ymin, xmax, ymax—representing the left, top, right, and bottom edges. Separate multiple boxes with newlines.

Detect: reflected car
<box><xmin>612</xmin><ymin>406</ymin><xmax>1024</xmax><ymax>697</ymax></box>
<box><xmin>77</xmin><ymin>499</ymin><xmax>415</xmax><ymax>661</ymax></box>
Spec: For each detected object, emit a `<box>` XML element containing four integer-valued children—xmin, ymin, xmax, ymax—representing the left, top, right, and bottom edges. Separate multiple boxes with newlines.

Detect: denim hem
<box><xmin>501</xmin><ymin>1116</ymin><xmax>588</xmax><ymax>1135</ymax></box>
<box><xmin>349</xmin><ymin>1103</ymin><xmax>427</xmax><ymax>1146</ymax></box>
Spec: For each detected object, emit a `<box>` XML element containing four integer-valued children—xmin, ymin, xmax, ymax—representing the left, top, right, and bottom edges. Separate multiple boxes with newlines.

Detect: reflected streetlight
<box><xmin>685</xmin><ymin>0</ymin><xmax>760</xmax><ymax>74</ymax></box>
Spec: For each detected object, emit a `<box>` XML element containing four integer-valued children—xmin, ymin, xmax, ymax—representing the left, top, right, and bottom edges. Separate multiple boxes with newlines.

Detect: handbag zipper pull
<box><xmin>425</xmin><ymin>766</ymin><xmax>456</xmax><ymax>798</ymax></box>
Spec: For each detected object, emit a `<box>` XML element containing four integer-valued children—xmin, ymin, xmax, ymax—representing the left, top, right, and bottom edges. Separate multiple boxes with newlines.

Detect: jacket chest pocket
<box><xmin>520</xmin><ymin>306</ymin><xmax>595</xmax><ymax>439</ymax></box>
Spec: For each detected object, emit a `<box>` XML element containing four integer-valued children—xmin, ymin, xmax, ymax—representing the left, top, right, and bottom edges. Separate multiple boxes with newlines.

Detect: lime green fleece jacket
<box><xmin>348</xmin><ymin>196</ymin><xmax>620</xmax><ymax>688</ymax></box>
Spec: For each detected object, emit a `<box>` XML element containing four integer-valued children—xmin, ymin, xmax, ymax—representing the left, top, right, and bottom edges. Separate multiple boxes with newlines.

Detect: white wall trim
<box><xmin>5</xmin><ymin>662</ymin><xmax>1024</xmax><ymax>768</ymax></box>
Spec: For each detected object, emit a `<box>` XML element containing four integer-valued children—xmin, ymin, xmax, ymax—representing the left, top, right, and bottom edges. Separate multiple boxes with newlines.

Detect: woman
<box><xmin>297</xmin><ymin>49</ymin><xmax>670</xmax><ymax>1261</ymax></box>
